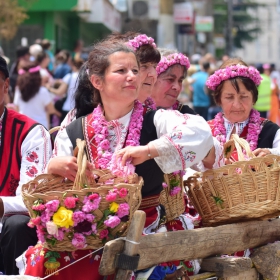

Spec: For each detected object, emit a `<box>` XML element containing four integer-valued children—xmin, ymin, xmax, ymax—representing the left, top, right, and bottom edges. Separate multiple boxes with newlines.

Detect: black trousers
<box><xmin>0</xmin><ymin>215</ymin><xmax>37</xmax><ymax>275</ymax></box>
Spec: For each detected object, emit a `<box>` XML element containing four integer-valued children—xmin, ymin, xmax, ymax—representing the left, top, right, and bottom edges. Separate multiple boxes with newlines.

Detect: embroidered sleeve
<box><xmin>195</xmin><ymin>137</ymin><xmax>225</xmax><ymax>172</ymax></box>
<box><xmin>2</xmin><ymin>125</ymin><xmax>52</xmax><ymax>215</ymax></box>
<box><xmin>269</xmin><ymin>129</ymin><xmax>280</xmax><ymax>155</ymax></box>
<box><xmin>51</xmin><ymin>126</ymin><xmax>74</xmax><ymax>158</ymax></box>
<box><xmin>151</xmin><ymin>109</ymin><xmax>213</xmax><ymax>174</ymax></box>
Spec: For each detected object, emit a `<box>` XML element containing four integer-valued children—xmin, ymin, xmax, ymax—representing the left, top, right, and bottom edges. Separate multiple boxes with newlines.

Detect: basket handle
<box><xmin>227</xmin><ymin>134</ymin><xmax>255</xmax><ymax>161</ymax></box>
<box><xmin>49</xmin><ymin>126</ymin><xmax>61</xmax><ymax>135</ymax></box>
<box><xmin>72</xmin><ymin>139</ymin><xmax>92</xmax><ymax>190</ymax></box>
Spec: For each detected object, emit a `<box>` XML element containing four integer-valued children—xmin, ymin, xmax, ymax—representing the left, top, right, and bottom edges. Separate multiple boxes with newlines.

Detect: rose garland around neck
<box><xmin>172</xmin><ymin>100</ymin><xmax>179</xmax><ymax>110</ymax></box>
<box><xmin>144</xmin><ymin>97</ymin><xmax>156</xmax><ymax>110</ymax></box>
<box><xmin>92</xmin><ymin>100</ymin><xmax>144</xmax><ymax>172</ymax></box>
<box><xmin>213</xmin><ymin>109</ymin><xmax>261</xmax><ymax>151</ymax></box>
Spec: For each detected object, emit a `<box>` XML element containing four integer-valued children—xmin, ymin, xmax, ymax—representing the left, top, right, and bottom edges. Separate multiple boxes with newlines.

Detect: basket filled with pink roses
<box><xmin>22</xmin><ymin>139</ymin><xmax>143</xmax><ymax>251</ymax></box>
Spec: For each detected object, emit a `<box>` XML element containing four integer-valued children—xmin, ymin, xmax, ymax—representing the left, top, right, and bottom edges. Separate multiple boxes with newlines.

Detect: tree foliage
<box><xmin>0</xmin><ymin>0</ymin><xmax>33</xmax><ymax>40</ymax></box>
<box><xmin>213</xmin><ymin>0</ymin><xmax>264</xmax><ymax>49</ymax></box>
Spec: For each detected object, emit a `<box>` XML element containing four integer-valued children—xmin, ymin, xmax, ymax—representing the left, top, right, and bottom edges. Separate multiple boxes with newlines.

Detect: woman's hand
<box><xmin>252</xmin><ymin>148</ymin><xmax>271</xmax><ymax>157</ymax></box>
<box><xmin>47</xmin><ymin>157</ymin><xmax>95</xmax><ymax>181</ymax></box>
<box><xmin>202</xmin><ymin>146</ymin><xmax>215</xmax><ymax>169</ymax></box>
<box><xmin>116</xmin><ymin>144</ymin><xmax>159</xmax><ymax>166</ymax></box>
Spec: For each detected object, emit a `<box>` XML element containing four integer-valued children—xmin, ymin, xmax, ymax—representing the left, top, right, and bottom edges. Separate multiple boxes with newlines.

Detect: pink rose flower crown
<box><xmin>156</xmin><ymin>53</ymin><xmax>190</xmax><ymax>76</ymax></box>
<box><xmin>127</xmin><ymin>34</ymin><xmax>157</xmax><ymax>51</ymax></box>
<box><xmin>206</xmin><ymin>64</ymin><xmax>262</xmax><ymax>91</ymax></box>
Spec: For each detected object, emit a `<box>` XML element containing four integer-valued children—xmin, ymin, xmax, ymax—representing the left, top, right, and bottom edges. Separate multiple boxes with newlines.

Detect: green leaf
<box><xmin>212</xmin><ymin>195</ymin><xmax>224</xmax><ymax>208</ymax></box>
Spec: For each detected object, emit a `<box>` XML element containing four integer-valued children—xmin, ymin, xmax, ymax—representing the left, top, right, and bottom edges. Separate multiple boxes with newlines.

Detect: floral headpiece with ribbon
<box><xmin>206</xmin><ymin>64</ymin><xmax>262</xmax><ymax>91</ymax></box>
<box><xmin>18</xmin><ymin>65</ymin><xmax>41</xmax><ymax>75</ymax></box>
<box><xmin>127</xmin><ymin>34</ymin><xmax>157</xmax><ymax>51</ymax></box>
<box><xmin>156</xmin><ymin>53</ymin><xmax>190</xmax><ymax>76</ymax></box>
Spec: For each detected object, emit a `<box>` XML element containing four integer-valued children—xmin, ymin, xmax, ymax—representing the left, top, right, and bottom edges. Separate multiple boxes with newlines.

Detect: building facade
<box><xmin>1</xmin><ymin>0</ymin><xmax>121</xmax><ymax>64</ymax></box>
<box><xmin>235</xmin><ymin>0</ymin><xmax>280</xmax><ymax>67</ymax></box>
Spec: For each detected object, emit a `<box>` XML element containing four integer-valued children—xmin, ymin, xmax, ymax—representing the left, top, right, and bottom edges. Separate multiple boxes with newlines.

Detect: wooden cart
<box><xmin>99</xmin><ymin>210</ymin><xmax>280</xmax><ymax>280</ymax></box>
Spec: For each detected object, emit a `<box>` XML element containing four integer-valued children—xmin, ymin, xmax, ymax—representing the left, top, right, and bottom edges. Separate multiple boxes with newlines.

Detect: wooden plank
<box><xmin>99</xmin><ymin>218</ymin><xmax>280</xmax><ymax>275</ymax></box>
<box><xmin>115</xmin><ymin>211</ymin><xmax>146</xmax><ymax>280</ymax></box>
<box><xmin>222</xmin><ymin>268</ymin><xmax>258</xmax><ymax>280</ymax></box>
<box><xmin>251</xmin><ymin>242</ymin><xmax>280</xmax><ymax>280</ymax></box>
<box><xmin>200</xmin><ymin>257</ymin><xmax>252</xmax><ymax>277</ymax></box>
<box><xmin>189</xmin><ymin>272</ymin><xmax>217</xmax><ymax>279</ymax></box>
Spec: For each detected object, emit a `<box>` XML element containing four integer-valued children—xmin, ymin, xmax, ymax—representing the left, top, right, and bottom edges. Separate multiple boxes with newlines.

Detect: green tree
<box><xmin>0</xmin><ymin>0</ymin><xmax>37</xmax><ymax>40</ymax></box>
<box><xmin>213</xmin><ymin>0</ymin><xmax>264</xmax><ymax>50</ymax></box>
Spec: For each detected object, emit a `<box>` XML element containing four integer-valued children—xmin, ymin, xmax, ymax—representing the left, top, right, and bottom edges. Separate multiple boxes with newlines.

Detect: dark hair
<box><xmin>0</xmin><ymin>56</ymin><xmax>9</xmax><ymax>79</ymax></box>
<box><xmin>41</xmin><ymin>39</ymin><xmax>51</xmax><ymax>50</ymax></box>
<box><xmin>16</xmin><ymin>46</ymin><xmax>29</xmax><ymax>58</ymax></box>
<box><xmin>74</xmin><ymin>62</ymin><xmax>96</xmax><ymax>118</ymax></box>
<box><xmin>107</xmin><ymin>32</ymin><xmax>160</xmax><ymax>65</ymax></box>
<box><xmin>36</xmin><ymin>52</ymin><xmax>48</xmax><ymax>64</ymax></box>
<box><xmin>72</xmin><ymin>57</ymin><xmax>84</xmax><ymax>69</ymax></box>
<box><xmin>17</xmin><ymin>62</ymin><xmax>41</xmax><ymax>102</ymax></box>
<box><xmin>56</xmin><ymin>50</ymin><xmax>71</xmax><ymax>64</ymax></box>
<box><xmin>202</xmin><ymin>61</ymin><xmax>210</xmax><ymax>71</ymax></box>
<box><xmin>212</xmin><ymin>58</ymin><xmax>258</xmax><ymax>105</ymax></box>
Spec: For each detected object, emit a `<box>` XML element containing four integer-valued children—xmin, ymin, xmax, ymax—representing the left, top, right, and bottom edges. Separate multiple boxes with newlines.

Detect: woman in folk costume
<box><xmin>146</xmin><ymin>51</ymin><xmax>224</xmax><ymax>277</ymax></box>
<box><xmin>57</xmin><ymin>32</ymin><xmax>161</xmax><ymax>131</ymax></box>
<box><xmin>207</xmin><ymin>58</ymin><xmax>280</xmax><ymax>162</ymax></box>
<box><xmin>20</xmin><ymin>41</ymin><xmax>215</xmax><ymax>279</ymax></box>
<box><xmin>152</xmin><ymin>49</ymin><xmax>196</xmax><ymax>115</ymax></box>
<box><xmin>206</xmin><ymin>58</ymin><xmax>280</xmax><ymax>257</ymax></box>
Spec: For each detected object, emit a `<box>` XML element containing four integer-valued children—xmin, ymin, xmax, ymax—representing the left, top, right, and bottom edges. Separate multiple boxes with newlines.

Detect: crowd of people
<box><xmin>0</xmin><ymin>32</ymin><xmax>280</xmax><ymax>280</ymax></box>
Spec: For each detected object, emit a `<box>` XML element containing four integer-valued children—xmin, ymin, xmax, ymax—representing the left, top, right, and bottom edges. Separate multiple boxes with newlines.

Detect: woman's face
<box><xmin>93</xmin><ymin>51</ymin><xmax>140</xmax><ymax>106</ymax></box>
<box><xmin>151</xmin><ymin>64</ymin><xmax>185</xmax><ymax>108</ymax></box>
<box><xmin>220</xmin><ymin>79</ymin><xmax>254</xmax><ymax>123</ymax></box>
<box><xmin>138</xmin><ymin>62</ymin><xmax>157</xmax><ymax>102</ymax></box>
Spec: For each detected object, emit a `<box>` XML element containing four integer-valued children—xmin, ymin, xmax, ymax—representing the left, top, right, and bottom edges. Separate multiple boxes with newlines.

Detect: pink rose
<box><xmin>64</xmin><ymin>197</ymin><xmax>79</xmax><ymax>209</ymax></box>
<box><xmin>118</xmin><ymin>188</ymin><xmax>128</xmax><ymax>198</ymax></box>
<box><xmin>99</xmin><ymin>229</ymin><xmax>109</xmax><ymax>239</ymax></box>
<box><xmin>104</xmin><ymin>216</ymin><xmax>121</xmax><ymax>228</ymax></box>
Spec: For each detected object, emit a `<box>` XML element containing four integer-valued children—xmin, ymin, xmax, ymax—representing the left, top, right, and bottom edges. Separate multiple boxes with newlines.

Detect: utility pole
<box><xmin>227</xmin><ymin>0</ymin><xmax>233</xmax><ymax>56</ymax></box>
<box><xmin>158</xmin><ymin>0</ymin><xmax>175</xmax><ymax>49</ymax></box>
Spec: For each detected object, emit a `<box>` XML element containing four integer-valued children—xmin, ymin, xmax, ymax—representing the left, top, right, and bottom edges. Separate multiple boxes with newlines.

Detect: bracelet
<box><xmin>147</xmin><ymin>144</ymin><xmax>152</xmax><ymax>159</ymax></box>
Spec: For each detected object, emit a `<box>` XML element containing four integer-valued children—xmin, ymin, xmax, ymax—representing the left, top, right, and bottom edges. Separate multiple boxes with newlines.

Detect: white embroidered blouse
<box><xmin>0</xmin><ymin>109</ymin><xmax>52</xmax><ymax>231</ymax></box>
<box><xmin>51</xmin><ymin>109</ymin><xmax>218</xmax><ymax>174</ymax></box>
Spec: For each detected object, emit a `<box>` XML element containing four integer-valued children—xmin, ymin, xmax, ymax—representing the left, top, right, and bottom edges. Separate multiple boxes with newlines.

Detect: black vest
<box><xmin>66</xmin><ymin>111</ymin><xmax>164</xmax><ymax>197</ymax></box>
<box><xmin>257</xmin><ymin>120</ymin><xmax>279</xmax><ymax>148</ymax></box>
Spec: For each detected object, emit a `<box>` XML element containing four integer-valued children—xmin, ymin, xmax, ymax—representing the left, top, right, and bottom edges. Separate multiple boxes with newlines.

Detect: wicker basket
<box><xmin>185</xmin><ymin>134</ymin><xmax>280</xmax><ymax>227</ymax></box>
<box><xmin>22</xmin><ymin>139</ymin><xmax>143</xmax><ymax>251</ymax></box>
<box><xmin>159</xmin><ymin>173</ymin><xmax>185</xmax><ymax>222</ymax></box>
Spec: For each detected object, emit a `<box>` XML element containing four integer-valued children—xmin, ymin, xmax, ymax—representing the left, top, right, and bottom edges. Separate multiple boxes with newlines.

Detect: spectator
<box><xmin>41</xmin><ymin>39</ymin><xmax>55</xmax><ymax>73</ymax></box>
<box><xmin>189</xmin><ymin>60</ymin><xmax>211</xmax><ymax>120</ymax></box>
<box><xmin>0</xmin><ymin>55</ymin><xmax>52</xmax><ymax>275</ymax></box>
<box><xmin>53</xmin><ymin>50</ymin><xmax>72</xmax><ymax>79</ymax></box>
<box><xmin>29</xmin><ymin>44</ymin><xmax>43</xmax><ymax>62</ymax></box>
<box><xmin>254</xmin><ymin>64</ymin><xmax>272</xmax><ymax>118</ymax></box>
<box><xmin>36</xmin><ymin>52</ymin><xmax>53</xmax><ymax>86</ymax></box>
<box><xmin>13</xmin><ymin>62</ymin><xmax>60</xmax><ymax>129</ymax></box>
<box><xmin>9</xmin><ymin>46</ymin><xmax>30</xmax><ymax>96</ymax></box>
<box><xmin>48</xmin><ymin>57</ymin><xmax>84</xmax><ymax>123</ymax></box>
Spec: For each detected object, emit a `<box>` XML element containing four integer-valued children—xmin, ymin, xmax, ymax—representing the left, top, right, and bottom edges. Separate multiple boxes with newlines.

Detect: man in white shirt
<box><xmin>0</xmin><ymin>56</ymin><xmax>52</xmax><ymax>274</ymax></box>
